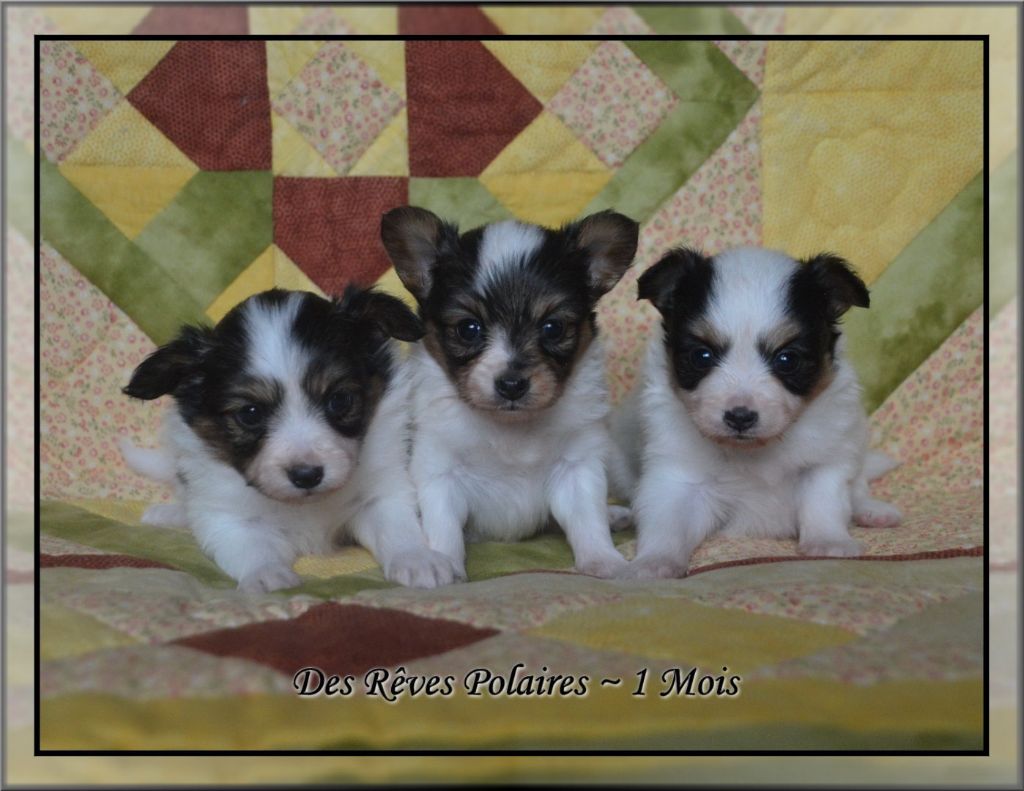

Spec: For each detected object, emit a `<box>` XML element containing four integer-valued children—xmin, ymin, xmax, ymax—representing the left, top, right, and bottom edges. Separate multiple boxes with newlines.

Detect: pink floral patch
<box><xmin>588</xmin><ymin>7</ymin><xmax>654</xmax><ymax>35</ymax></box>
<box><xmin>6</xmin><ymin>7</ymin><xmax>58</xmax><ymax>143</ymax></box>
<box><xmin>547</xmin><ymin>40</ymin><xmax>678</xmax><ymax>169</ymax></box>
<box><xmin>272</xmin><ymin>41</ymin><xmax>403</xmax><ymax>175</ymax></box>
<box><xmin>989</xmin><ymin>301</ymin><xmax>1017</xmax><ymax>565</ymax></box>
<box><xmin>715</xmin><ymin>39</ymin><xmax>768</xmax><ymax>86</ymax></box>
<box><xmin>294</xmin><ymin>8</ymin><xmax>353</xmax><ymax>34</ymax></box>
<box><xmin>6</xmin><ymin>230</ymin><xmax>35</xmax><ymax>510</ymax></box>
<box><xmin>728</xmin><ymin>5</ymin><xmax>786</xmax><ymax>34</ymax></box>
<box><xmin>39</xmin><ymin>244</ymin><xmax>169</xmax><ymax>502</ymax></box>
<box><xmin>38</xmin><ymin>40</ymin><xmax>121</xmax><ymax>163</ymax></box>
<box><xmin>598</xmin><ymin>100</ymin><xmax>762</xmax><ymax>403</ymax></box>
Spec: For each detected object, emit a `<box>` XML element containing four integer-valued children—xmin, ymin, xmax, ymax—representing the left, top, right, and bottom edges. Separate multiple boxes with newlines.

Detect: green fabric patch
<box><xmin>39</xmin><ymin>157</ymin><xmax>208</xmax><ymax>344</ymax></box>
<box><xmin>990</xmin><ymin>151</ymin><xmax>1018</xmax><ymax>318</ymax></box>
<box><xmin>408</xmin><ymin>177</ymin><xmax>513</xmax><ymax>230</ymax></box>
<box><xmin>632</xmin><ymin>5</ymin><xmax>750</xmax><ymax>35</ymax></box>
<box><xmin>134</xmin><ymin>171</ymin><xmax>273</xmax><ymax>311</ymax></box>
<box><xmin>586</xmin><ymin>42</ymin><xmax>757</xmax><ymax>223</ymax></box>
<box><xmin>6</xmin><ymin>129</ymin><xmax>34</xmax><ymax>239</ymax></box>
<box><xmin>40</xmin><ymin>500</ymin><xmax>233</xmax><ymax>586</ymax></box>
<box><xmin>467</xmin><ymin>530</ymin><xmax>633</xmax><ymax>581</ymax></box>
<box><xmin>846</xmin><ymin>171</ymin><xmax>984</xmax><ymax>413</ymax></box>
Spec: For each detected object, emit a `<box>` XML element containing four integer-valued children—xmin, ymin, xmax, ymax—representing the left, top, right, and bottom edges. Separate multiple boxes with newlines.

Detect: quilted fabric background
<box><xmin>8</xmin><ymin>2</ymin><xmax>1015</xmax><ymax>784</ymax></box>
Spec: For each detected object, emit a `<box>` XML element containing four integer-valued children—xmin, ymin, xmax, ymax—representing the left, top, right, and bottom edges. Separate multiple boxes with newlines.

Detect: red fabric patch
<box><xmin>173</xmin><ymin>602</ymin><xmax>498</xmax><ymax>678</ymax></box>
<box><xmin>39</xmin><ymin>554</ymin><xmax>174</xmax><ymax>570</ymax></box>
<box><xmin>399</xmin><ymin>5</ymin><xmax>502</xmax><ymax>35</ymax></box>
<box><xmin>406</xmin><ymin>41</ymin><xmax>542</xmax><ymax>177</ymax></box>
<box><xmin>273</xmin><ymin>176</ymin><xmax>407</xmax><ymax>294</ymax></box>
<box><xmin>132</xmin><ymin>5</ymin><xmax>248</xmax><ymax>35</ymax></box>
<box><xmin>127</xmin><ymin>40</ymin><xmax>271</xmax><ymax>170</ymax></box>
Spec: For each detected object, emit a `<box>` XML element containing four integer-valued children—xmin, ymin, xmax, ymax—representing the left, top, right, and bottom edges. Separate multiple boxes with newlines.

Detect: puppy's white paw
<box><xmin>575</xmin><ymin>551</ymin><xmax>629</xmax><ymax>579</ymax></box>
<box><xmin>798</xmin><ymin>537</ymin><xmax>863</xmax><ymax>558</ymax></box>
<box><xmin>853</xmin><ymin>499</ymin><xmax>902</xmax><ymax>528</ymax></box>
<box><xmin>237</xmin><ymin>564</ymin><xmax>301</xmax><ymax>594</ymax></box>
<box><xmin>618</xmin><ymin>555</ymin><xmax>689</xmax><ymax>580</ymax></box>
<box><xmin>386</xmin><ymin>549</ymin><xmax>465</xmax><ymax>589</ymax></box>
<box><xmin>141</xmin><ymin>503</ymin><xmax>187</xmax><ymax>528</ymax></box>
<box><xmin>607</xmin><ymin>504</ymin><xmax>633</xmax><ymax>532</ymax></box>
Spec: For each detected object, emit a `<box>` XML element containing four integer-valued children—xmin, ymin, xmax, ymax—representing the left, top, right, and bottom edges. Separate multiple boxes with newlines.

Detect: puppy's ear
<box><xmin>380</xmin><ymin>206</ymin><xmax>457</xmax><ymax>302</ymax></box>
<box><xmin>637</xmin><ymin>247</ymin><xmax>714</xmax><ymax>317</ymax></box>
<box><xmin>123</xmin><ymin>325</ymin><xmax>215</xmax><ymax>400</ymax></box>
<box><xmin>798</xmin><ymin>253</ymin><xmax>870</xmax><ymax>321</ymax></box>
<box><xmin>346</xmin><ymin>288</ymin><xmax>424</xmax><ymax>342</ymax></box>
<box><xmin>572</xmin><ymin>210</ymin><xmax>640</xmax><ymax>297</ymax></box>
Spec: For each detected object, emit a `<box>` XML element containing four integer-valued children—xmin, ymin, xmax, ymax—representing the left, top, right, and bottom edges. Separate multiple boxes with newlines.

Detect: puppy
<box><xmin>380</xmin><ymin>207</ymin><xmax>640</xmax><ymax>580</ymax></box>
<box><xmin>613</xmin><ymin>247</ymin><xmax>902</xmax><ymax>579</ymax></box>
<box><xmin>121</xmin><ymin>287</ymin><xmax>461</xmax><ymax>592</ymax></box>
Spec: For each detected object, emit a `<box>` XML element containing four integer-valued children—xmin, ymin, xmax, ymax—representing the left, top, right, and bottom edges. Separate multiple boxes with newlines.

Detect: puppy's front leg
<box><xmin>625</xmin><ymin>470</ymin><xmax>718</xmax><ymax>579</ymax></box>
<box><xmin>417</xmin><ymin>474</ymin><xmax>470</xmax><ymax>581</ymax></box>
<box><xmin>547</xmin><ymin>458</ymin><xmax>627</xmax><ymax>578</ymax></box>
<box><xmin>191</xmin><ymin>513</ymin><xmax>300</xmax><ymax>593</ymax></box>
<box><xmin>796</xmin><ymin>465</ymin><xmax>863</xmax><ymax>557</ymax></box>
<box><xmin>350</xmin><ymin>495</ymin><xmax>465</xmax><ymax>589</ymax></box>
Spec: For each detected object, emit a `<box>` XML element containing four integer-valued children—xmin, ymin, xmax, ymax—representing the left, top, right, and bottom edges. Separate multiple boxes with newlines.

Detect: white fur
<box><xmin>406</xmin><ymin>338</ymin><xmax>627</xmax><ymax>579</ymax></box>
<box><xmin>123</xmin><ymin>352</ymin><xmax>458</xmax><ymax>593</ymax></box>
<box><xmin>616</xmin><ymin>250</ymin><xmax>902</xmax><ymax>579</ymax></box>
<box><xmin>475</xmin><ymin>221</ymin><xmax>545</xmax><ymax>290</ymax></box>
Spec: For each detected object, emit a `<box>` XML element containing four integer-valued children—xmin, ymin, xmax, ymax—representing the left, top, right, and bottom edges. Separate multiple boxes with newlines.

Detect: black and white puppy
<box><xmin>121</xmin><ymin>287</ymin><xmax>461</xmax><ymax>592</ymax></box>
<box><xmin>380</xmin><ymin>207</ymin><xmax>640</xmax><ymax>580</ymax></box>
<box><xmin>612</xmin><ymin>247</ymin><xmax>902</xmax><ymax>579</ymax></box>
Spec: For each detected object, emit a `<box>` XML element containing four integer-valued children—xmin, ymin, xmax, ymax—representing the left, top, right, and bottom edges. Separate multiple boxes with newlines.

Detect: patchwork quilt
<box><xmin>23</xmin><ymin>11</ymin><xmax>993</xmax><ymax>764</ymax></box>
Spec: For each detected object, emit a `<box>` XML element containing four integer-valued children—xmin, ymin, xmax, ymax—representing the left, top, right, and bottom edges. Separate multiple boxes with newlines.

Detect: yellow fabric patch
<box><xmin>274</xmin><ymin>245</ymin><xmax>325</xmax><ymax>295</ymax></box>
<box><xmin>349</xmin><ymin>109</ymin><xmax>409</xmax><ymax>177</ymax></box>
<box><xmin>345</xmin><ymin>41</ymin><xmax>405</xmax><ymax>93</ymax></box>
<box><xmin>334</xmin><ymin>6</ymin><xmax>398</xmax><ymax>34</ymax></box>
<box><xmin>484</xmin><ymin>41</ymin><xmax>597</xmax><ymax>103</ymax></box>
<box><xmin>761</xmin><ymin>40</ymin><xmax>983</xmax><ymax>283</ymax></box>
<box><xmin>373</xmin><ymin>266</ymin><xmax>417</xmax><ymax>310</ymax></box>
<box><xmin>58</xmin><ymin>165</ymin><xmax>196</xmax><ymax>240</ymax></box>
<box><xmin>248</xmin><ymin>6</ymin><xmax>308</xmax><ymax>35</ymax></box>
<box><xmin>206</xmin><ymin>247</ymin><xmax>275</xmax><ymax>322</ymax></box>
<box><xmin>65</xmin><ymin>499</ymin><xmax>148</xmax><ymax>525</ymax></box>
<box><xmin>530</xmin><ymin>598</ymin><xmax>857</xmax><ymax>673</ymax></box>
<box><xmin>207</xmin><ymin>243</ymin><xmax>328</xmax><ymax>323</ymax></box>
<box><xmin>73</xmin><ymin>41</ymin><xmax>175</xmax><ymax>95</ymax></box>
<box><xmin>41</xmin><ymin>605</ymin><xmax>140</xmax><ymax>661</ymax></box>
<box><xmin>271</xmin><ymin>111</ymin><xmax>337</xmax><ymax>177</ymax></box>
<box><xmin>265</xmin><ymin>39</ymin><xmax>323</xmax><ymax>100</ymax></box>
<box><xmin>293</xmin><ymin>547</ymin><xmax>379</xmax><ymax>578</ymax></box>
<box><xmin>64</xmin><ymin>101</ymin><xmax>197</xmax><ymax>168</ymax></box>
<box><xmin>480</xmin><ymin>6</ymin><xmax>604</xmax><ymax>34</ymax></box>
<box><xmin>483</xmin><ymin>110</ymin><xmax>607</xmax><ymax>176</ymax></box>
<box><xmin>44</xmin><ymin>6</ymin><xmax>150</xmax><ymax>34</ymax></box>
<box><xmin>482</xmin><ymin>172</ymin><xmax>611</xmax><ymax>227</ymax></box>
<box><xmin>39</xmin><ymin>679</ymin><xmax>981</xmax><ymax>750</ymax></box>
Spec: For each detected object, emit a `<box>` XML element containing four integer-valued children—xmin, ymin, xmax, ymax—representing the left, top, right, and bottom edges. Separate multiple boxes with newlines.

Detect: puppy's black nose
<box><xmin>287</xmin><ymin>464</ymin><xmax>324</xmax><ymax>490</ymax></box>
<box><xmin>495</xmin><ymin>376</ymin><xmax>530</xmax><ymax>402</ymax></box>
<box><xmin>723</xmin><ymin>407</ymin><xmax>758</xmax><ymax>432</ymax></box>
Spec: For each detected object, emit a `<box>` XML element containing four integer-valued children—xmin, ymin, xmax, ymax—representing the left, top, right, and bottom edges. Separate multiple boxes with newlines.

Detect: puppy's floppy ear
<box><xmin>345</xmin><ymin>288</ymin><xmax>424</xmax><ymax>342</ymax></box>
<box><xmin>637</xmin><ymin>247</ymin><xmax>714</xmax><ymax>317</ymax></box>
<box><xmin>380</xmin><ymin>206</ymin><xmax>457</xmax><ymax>302</ymax></box>
<box><xmin>571</xmin><ymin>210</ymin><xmax>640</xmax><ymax>297</ymax></box>
<box><xmin>798</xmin><ymin>252</ymin><xmax>870</xmax><ymax>321</ymax></box>
<box><xmin>123</xmin><ymin>325</ymin><xmax>215</xmax><ymax>400</ymax></box>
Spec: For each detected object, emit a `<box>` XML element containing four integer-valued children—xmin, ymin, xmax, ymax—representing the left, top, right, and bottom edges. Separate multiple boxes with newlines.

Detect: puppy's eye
<box><xmin>235</xmin><ymin>404</ymin><xmax>265</xmax><ymax>429</ymax></box>
<box><xmin>690</xmin><ymin>347</ymin><xmax>716</xmax><ymax>370</ymax></box>
<box><xmin>455</xmin><ymin>318</ymin><xmax>483</xmax><ymax>343</ymax></box>
<box><xmin>326</xmin><ymin>391</ymin><xmax>354</xmax><ymax>417</ymax></box>
<box><xmin>772</xmin><ymin>350</ymin><xmax>801</xmax><ymax>374</ymax></box>
<box><xmin>540</xmin><ymin>319</ymin><xmax>565</xmax><ymax>342</ymax></box>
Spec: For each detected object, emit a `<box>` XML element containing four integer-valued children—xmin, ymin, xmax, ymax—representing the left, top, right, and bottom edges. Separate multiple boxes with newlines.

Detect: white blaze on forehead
<box><xmin>704</xmin><ymin>247</ymin><xmax>798</xmax><ymax>344</ymax></box>
<box><xmin>475</xmin><ymin>220</ymin><xmax>545</xmax><ymax>289</ymax></box>
<box><xmin>242</xmin><ymin>292</ymin><xmax>308</xmax><ymax>383</ymax></box>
